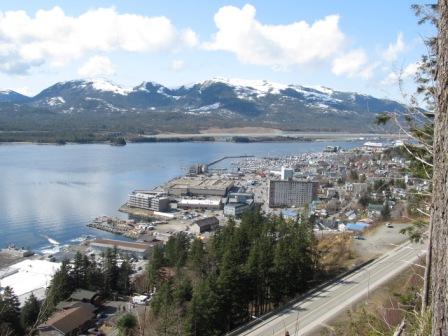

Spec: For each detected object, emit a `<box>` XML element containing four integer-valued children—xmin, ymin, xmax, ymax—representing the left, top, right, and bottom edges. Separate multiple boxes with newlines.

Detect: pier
<box><xmin>207</xmin><ymin>155</ymin><xmax>254</xmax><ymax>167</ymax></box>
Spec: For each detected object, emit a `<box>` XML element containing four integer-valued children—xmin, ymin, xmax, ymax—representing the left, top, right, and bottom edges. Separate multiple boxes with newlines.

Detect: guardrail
<box><xmin>226</xmin><ymin>258</ymin><xmax>376</xmax><ymax>336</ymax></box>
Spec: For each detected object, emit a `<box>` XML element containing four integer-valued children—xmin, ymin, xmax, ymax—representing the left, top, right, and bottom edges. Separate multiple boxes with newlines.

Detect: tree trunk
<box><xmin>431</xmin><ymin>1</ymin><xmax>448</xmax><ymax>335</ymax></box>
<box><xmin>422</xmin><ymin>219</ymin><xmax>432</xmax><ymax>313</ymax></box>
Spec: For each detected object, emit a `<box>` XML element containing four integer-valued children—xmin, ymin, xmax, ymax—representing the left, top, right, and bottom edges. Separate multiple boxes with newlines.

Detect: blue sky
<box><xmin>0</xmin><ymin>1</ymin><xmax>434</xmax><ymax>99</ymax></box>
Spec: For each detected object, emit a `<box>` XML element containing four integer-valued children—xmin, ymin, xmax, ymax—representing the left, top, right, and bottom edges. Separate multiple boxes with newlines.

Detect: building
<box><xmin>188</xmin><ymin>163</ymin><xmax>208</xmax><ymax>175</ymax></box>
<box><xmin>268</xmin><ymin>180</ymin><xmax>318</xmax><ymax>208</ymax></box>
<box><xmin>38</xmin><ymin>302</ymin><xmax>96</xmax><ymax>336</ymax></box>
<box><xmin>177</xmin><ymin>198</ymin><xmax>222</xmax><ymax>210</ymax></box>
<box><xmin>345</xmin><ymin>182</ymin><xmax>368</xmax><ymax>196</ymax></box>
<box><xmin>128</xmin><ymin>192</ymin><xmax>170</xmax><ymax>212</ymax></box>
<box><xmin>224</xmin><ymin>192</ymin><xmax>254</xmax><ymax>217</ymax></box>
<box><xmin>0</xmin><ymin>260</ymin><xmax>61</xmax><ymax>306</ymax></box>
<box><xmin>191</xmin><ymin>217</ymin><xmax>219</xmax><ymax>235</ymax></box>
<box><xmin>362</xmin><ymin>142</ymin><xmax>385</xmax><ymax>153</ymax></box>
<box><xmin>90</xmin><ymin>239</ymin><xmax>159</xmax><ymax>258</ymax></box>
<box><xmin>227</xmin><ymin>192</ymin><xmax>254</xmax><ymax>204</ymax></box>
<box><xmin>224</xmin><ymin>202</ymin><xmax>252</xmax><ymax>217</ymax></box>
<box><xmin>166</xmin><ymin>176</ymin><xmax>234</xmax><ymax>197</ymax></box>
<box><xmin>281</xmin><ymin>167</ymin><xmax>294</xmax><ymax>180</ymax></box>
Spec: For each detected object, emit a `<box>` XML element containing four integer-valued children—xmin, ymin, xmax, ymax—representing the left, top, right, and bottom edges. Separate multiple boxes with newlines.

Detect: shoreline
<box><xmin>0</xmin><ymin>131</ymin><xmax>401</xmax><ymax>145</ymax></box>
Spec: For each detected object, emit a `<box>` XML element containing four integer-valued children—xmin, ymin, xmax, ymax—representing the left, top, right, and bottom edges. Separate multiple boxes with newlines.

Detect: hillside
<box><xmin>0</xmin><ymin>78</ymin><xmax>404</xmax><ymax>141</ymax></box>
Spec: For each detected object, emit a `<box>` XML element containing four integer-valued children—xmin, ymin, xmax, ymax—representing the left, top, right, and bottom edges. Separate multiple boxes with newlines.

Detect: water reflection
<box><xmin>0</xmin><ymin>141</ymin><xmax>361</xmax><ymax>250</ymax></box>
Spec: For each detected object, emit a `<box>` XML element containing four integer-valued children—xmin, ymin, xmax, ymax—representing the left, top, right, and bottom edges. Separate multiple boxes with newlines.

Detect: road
<box><xmin>237</xmin><ymin>241</ymin><xmax>425</xmax><ymax>336</ymax></box>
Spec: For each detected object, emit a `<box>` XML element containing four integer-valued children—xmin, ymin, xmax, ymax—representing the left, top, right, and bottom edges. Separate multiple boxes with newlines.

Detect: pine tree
<box><xmin>20</xmin><ymin>293</ymin><xmax>40</xmax><ymax>330</ymax></box>
<box><xmin>0</xmin><ymin>286</ymin><xmax>22</xmax><ymax>335</ymax></box>
<box><xmin>72</xmin><ymin>251</ymin><xmax>86</xmax><ymax>289</ymax></box>
<box><xmin>45</xmin><ymin>259</ymin><xmax>73</xmax><ymax>313</ymax></box>
<box><xmin>103</xmin><ymin>248</ymin><xmax>119</xmax><ymax>297</ymax></box>
<box><xmin>118</xmin><ymin>259</ymin><xmax>133</xmax><ymax>295</ymax></box>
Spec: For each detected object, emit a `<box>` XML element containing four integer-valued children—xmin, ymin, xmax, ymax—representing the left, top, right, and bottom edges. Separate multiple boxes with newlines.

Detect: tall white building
<box><xmin>268</xmin><ymin>180</ymin><xmax>317</xmax><ymax>208</ymax></box>
<box><xmin>281</xmin><ymin>167</ymin><xmax>294</xmax><ymax>180</ymax></box>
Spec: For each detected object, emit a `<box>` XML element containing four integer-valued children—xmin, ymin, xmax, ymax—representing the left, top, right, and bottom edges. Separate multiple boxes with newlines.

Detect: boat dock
<box><xmin>207</xmin><ymin>155</ymin><xmax>254</xmax><ymax>167</ymax></box>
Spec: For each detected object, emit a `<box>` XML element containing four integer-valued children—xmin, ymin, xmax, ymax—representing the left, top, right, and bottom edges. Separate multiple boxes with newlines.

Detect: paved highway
<box><xmin>238</xmin><ymin>241</ymin><xmax>425</xmax><ymax>336</ymax></box>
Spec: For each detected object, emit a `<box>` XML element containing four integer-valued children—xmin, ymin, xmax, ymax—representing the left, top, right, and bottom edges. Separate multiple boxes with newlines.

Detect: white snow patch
<box><xmin>47</xmin><ymin>96</ymin><xmax>65</xmax><ymax>106</ymax></box>
<box><xmin>86</xmin><ymin>79</ymin><xmax>130</xmax><ymax>95</ymax></box>
<box><xmin>189</xmin><ymin>102</ymin><xmax>221</xmax><ymax>112</ymax></box>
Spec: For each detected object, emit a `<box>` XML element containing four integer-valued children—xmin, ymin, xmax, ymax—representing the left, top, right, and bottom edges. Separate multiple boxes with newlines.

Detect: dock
<box><xmin>207</xmin><ymin>155</ymin><xmax>254</xmax><ymax>167</ymax></box>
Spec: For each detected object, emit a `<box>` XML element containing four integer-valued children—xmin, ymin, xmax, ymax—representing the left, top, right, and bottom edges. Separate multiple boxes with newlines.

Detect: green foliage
<box><xmin>358</xmin><ymin>193</ymin><xmax>371</xmax><ymax>208</ymax></box>
<box><xmin>116</xmin><ymin>313</ymin><xmax>137</xmax><ymax>336</ymax></box>
<box><xmin>147</xmin><ymin>209</ymin><xmax>321</xmax><ymax>335</ymax></box>
<box><xmin>381</xmin><ymin>203</ymin><xmax>391</xmax><ymax>221</ymax></box>
<box><xmin>400</xmin><ymin>220</ymin><xmax>428</xmax><ymax>243</ymax></box>
<box><xmin>0</xmin><ymin>286</ymin><xmax>22</xmax><ymax>335</ymax></box>
<box><xmin>165</xmin><ymin>232</ymin><xmax>190</xmax><ymax>268</ymax></box>
<box><xmin>103</xmin><ymin>247</ymin><xmax>119</xmax><ymax>296</ymax></box>
<box><xmin>20</xmin><ymin>293</ymin><xmax>40</xmax><ymax>330</ymax></box>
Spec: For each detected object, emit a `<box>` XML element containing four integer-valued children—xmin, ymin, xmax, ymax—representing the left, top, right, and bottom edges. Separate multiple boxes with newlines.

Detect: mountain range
<box><xmin>0</xmin><ymin>78</ymin><xmax>403</xmax><ymax>140</ymax></box>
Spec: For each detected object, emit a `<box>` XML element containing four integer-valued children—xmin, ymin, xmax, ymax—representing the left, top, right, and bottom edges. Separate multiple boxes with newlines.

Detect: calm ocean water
<box><xmin>0</xmin><ymin>141</ymin><xmax>362</xmax><ymax>252</ymax></box>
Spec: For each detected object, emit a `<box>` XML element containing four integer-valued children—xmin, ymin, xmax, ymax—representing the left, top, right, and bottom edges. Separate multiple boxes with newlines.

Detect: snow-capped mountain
<box><xmin>0</xmin><ymin>78</ymin><xmax>405</xmax><ymax>132</ymax></box>
<box><xmin>0</xmin><ymin>89</ymin><xmax>30</xmax><ymax>103</ymax></box>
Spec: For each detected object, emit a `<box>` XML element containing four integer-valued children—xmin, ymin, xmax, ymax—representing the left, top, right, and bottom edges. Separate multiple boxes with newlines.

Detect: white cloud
<box><xmin>78</xmin><ymin>55</ymin><xmax>115</xmax><ymax>77</ymax></box>
<box><xmin>170</xmin><ymin>59</ymin><xmax>185</xmax><ymax>71</ymax></box>
<box><xmin>0</xmin><ymin>7</ymin><xmax>198</xmax><ymax>74</ymax></box>
<box><xmin>383</xmin><ymin>33</ymin><xmax>405</xmax><ymax>62</ymax></box>
<box><xmin>204</xmin><ymin>4</ymin><xmax>345</xmax><ymax>68</ymax></box>
<box><xmin>381</xmin><ymin>62</ymin><xmax>420</xmax><ymax>85</ymax></box>
<box><xmin>331</xmin><ymin>49</ymin><xmax>376</xmax><ymax>79</ymax></box>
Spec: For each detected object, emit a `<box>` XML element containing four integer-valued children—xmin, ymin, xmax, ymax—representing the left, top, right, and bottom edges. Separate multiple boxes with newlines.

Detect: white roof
<box><xmin>179</xmin><ymin>199</ymin><xmax>221</xmax><ymax>205</ymax></box>
<box><xmin>0</xmin><ymin>260</ymin><xmax>61</xmax><ymax>305</ymax></box>
<box><xmin>363</xmin><ymin>142</ymin><xmax>383</xmax><ymax>147</ymax></box>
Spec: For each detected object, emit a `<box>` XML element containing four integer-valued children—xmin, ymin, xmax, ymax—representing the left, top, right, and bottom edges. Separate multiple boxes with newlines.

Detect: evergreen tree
<box><xmin>189</xmin><ymin>238</ymin><xmax>205</xmax><ymax>273</ymax></box>
<box><xmin>103</xmin><ymin>248</ymin><xmax>119</xmax><ymax>296</ymax></box>
<box><xmin>0</xmin><ymin>286</ymin><xmax>22</xmax><ymax>335</ymax></box>
<box><xmin>20</xmin><ymin>293</ymin><xmax>40</xmax><ymax>330</ymax></box>
<box><xmin>381</xmin><ymin>202</ymin><xmax>391</xmax><ymax>221</ymax></box>
<box><xmin>147</xmin><ymin>245</ymin><xmax>165</xmax><ymax>290</ymax></box>
<box><xmin>45</xmin><ymin>259</ymin><xmax>73</xmax><ymax>313</ymax></box>
<box><xmin>72</xmin><ymin>251</ymin><xmax>86</xmax><ymax>289</ymax></box>
<box><xmin>118</xmin><ymin>259</ymin><xmax>133</xmax><ymax>295</ymax></box>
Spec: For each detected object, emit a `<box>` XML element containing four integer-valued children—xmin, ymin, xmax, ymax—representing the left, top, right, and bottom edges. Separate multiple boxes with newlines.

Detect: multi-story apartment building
<box><xmin>268</xmin><ymin>180</ymin><xmax>318</xmax><ymax>208</ymax></box>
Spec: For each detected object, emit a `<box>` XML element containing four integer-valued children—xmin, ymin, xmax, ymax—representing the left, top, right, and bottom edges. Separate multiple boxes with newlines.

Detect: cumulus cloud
<box><xmin>204</xmin><ymin>4</ymin><xmax>345</xmax><ymax>68</ymax></box>
<box><xmin>0</xmin><ymin>6</ymin><xmax>198</xmax><ymax>74</ymax></box>
<box><xmin>170</xmin><ymin>59</ymin><xmax>185</xmax><ymax>71</ymax></box>
<box><xmin>331</xmin><ymin>49</ymin><xmax>376</xmax><ymax>79</ymax></box>
<box><xmin>381</xmin><ymin>62</ymin><xmax>420</xmax><ymax>85</ymax></box>
<box><xmin>78</xmin><ymin>55</ymin><xmax>115</xmax><ymax>77</ymax></box>
<box><xmin>383</xmin><ymin>33</ymin><xmax>405</xmax><ymax>62</ymax></box>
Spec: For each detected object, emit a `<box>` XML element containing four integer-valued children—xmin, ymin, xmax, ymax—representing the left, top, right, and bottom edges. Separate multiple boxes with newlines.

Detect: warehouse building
<box><xmin>268</xmin><ymin>180</ymin><xmax>318</xmax><ymax>208</ymax></box>
<box><xmin>0</xmin><ymin>260</ymin><xmax>61</xmax><ymax>306</ymax></box>
<box><xmin>224</xmin><ymin>192</ymin><xmax>254</xmax><ymax>217</ymax></box>
<box><xmin>166</xmin><ymin>176</ymin><xmax>233</xmax><ymax>197</ymax></box>
<box><xmin>177</xmin><ymin>198</ymin><xmax>222</xmax><ymax>210</ymax></box>
<box><xmin>224</xmin><ymin>202</ymin><xmax>253</xmax><ymax>217</ymax></box>
<box><xmin>190</xmin><ymin>217</ymin><xmax>219</xmax><ymax>235</ymax></box>
<box><xmin>90</xmin><ymin>239</ymin><xmax>159</xmax><ymax>258</ymax></box>
<box><xmin>128</xmin><ymin>192</ymin><xmax>170</xmax><ymax>212</ymax></box>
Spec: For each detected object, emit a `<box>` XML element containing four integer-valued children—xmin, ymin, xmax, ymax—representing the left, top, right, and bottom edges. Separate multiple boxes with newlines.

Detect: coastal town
<box><xmin>0</xmin><ymin>138</ymin><xmax>425</xmax><ymax>335</ymax></box>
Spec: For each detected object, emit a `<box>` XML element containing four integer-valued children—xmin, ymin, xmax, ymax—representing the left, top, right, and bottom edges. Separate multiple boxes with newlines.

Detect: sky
<box><xmin>0</xmin><ymin>1</ymin><xmax>435</xmax><ymax>100</ymax></box>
